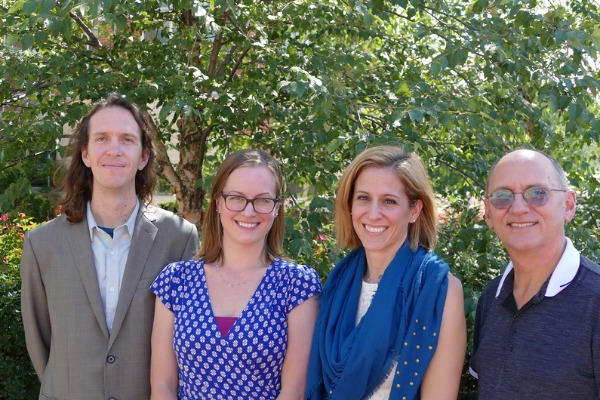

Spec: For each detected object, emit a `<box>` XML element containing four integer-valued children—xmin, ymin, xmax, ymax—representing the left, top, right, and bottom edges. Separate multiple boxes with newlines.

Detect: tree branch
<box><xmin>437</xmin><ymin>156</ymin><xmax>486</xmax><ymax>190</ymax></box>
<box><xmin>0</xmin><ymin>150</ymin><xmax>55</xmax><ymax>173</ymax></box>
<box><xmin>215</xmin><ymin>45</ymin><xmax>237</xmax><ymax>78</ymax></box>
<box><xmin>69</xmin><ymin>11</ymin><xmax>102</xmax><ymax>48</ymax></box>
<box><xmin>208</xmin><ymin>31</ymin><xmax>223</xmax><ymax>77</ymax></box>
<box><xmin>148</xmin><ymin>116</ymin><xmax>183</xmax><ymax>195</ymax></box>
<box><xmin>227</xmin><ymin>47</ymin><xmax>251</xmax><ymax>82</ymax></box>
<box><xmin>0</xmin><ymin>80</ymin><xmax>58</xmax><ymax>108</ymax></box>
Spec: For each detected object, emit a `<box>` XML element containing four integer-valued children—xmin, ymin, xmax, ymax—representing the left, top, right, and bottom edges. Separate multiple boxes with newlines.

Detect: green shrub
<box><xmin>0</xmin><ymin>212</ymin><xmax>39</xmax><ymax>399</ymax></box>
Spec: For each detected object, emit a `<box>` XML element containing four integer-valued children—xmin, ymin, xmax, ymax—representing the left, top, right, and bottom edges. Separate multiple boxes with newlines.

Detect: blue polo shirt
<box><xmin>470</xmin><ymin>239</ymin><xmax>600</xmax><ymax>399</ymax></box>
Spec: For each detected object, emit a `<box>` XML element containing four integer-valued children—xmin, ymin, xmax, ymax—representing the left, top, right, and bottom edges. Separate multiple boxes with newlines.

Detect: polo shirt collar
<box><xmin>87</xmin><ymin>199</ymin><xmax>140</xmax><ymax>239</ymax></box>
<box><xmin>495</xmin><ymin>237</ymin><xmax>580</xmax><ymax>299</ymax></box>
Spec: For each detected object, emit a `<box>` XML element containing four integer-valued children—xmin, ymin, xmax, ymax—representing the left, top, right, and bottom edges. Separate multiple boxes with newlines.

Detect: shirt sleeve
<box><xmin>150</xmin><ymin>261</ymin><xmax>185</xmax><ymax>312</ymax></box>
<box><xmin>284</xmin><ymin>263</ymin><xmax>322</xmax><ymax>314</ymax></box>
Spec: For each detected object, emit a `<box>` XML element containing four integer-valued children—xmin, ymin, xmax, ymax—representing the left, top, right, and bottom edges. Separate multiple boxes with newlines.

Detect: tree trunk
<box><xmin>154</xmin><ymin>115</ymin><xmax>210</xmax><ymax>230</ymax></box>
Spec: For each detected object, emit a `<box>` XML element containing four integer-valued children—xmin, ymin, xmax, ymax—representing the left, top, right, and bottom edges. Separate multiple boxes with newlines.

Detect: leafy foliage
<box><xmin>1</xmin><ymin>0</ymin><xmax>599</xmax><ymax>397</ymax></box>
<box><xmin>0</xmin><ymin>213</ymin><xmax>39</xmax><ymax>399</ymax></box>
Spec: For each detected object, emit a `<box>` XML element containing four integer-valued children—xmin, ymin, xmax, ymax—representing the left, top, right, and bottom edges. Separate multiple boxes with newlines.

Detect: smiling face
<box><xmin>81</xmin><ymin>106</ymin><xmax>149</xmax><ymax>196</ymax></box>
<box><xmin>351</xmin><ymin>166</ymin><xmax>422</xmax><ymax>263</ymax></box>
<box><xmin>484</xmin><ymin>150</ymin><xmax>576</xmax><ymax>257</ymax></box>
<box><xmin>217</xmin><ymin>166</ymin><xmax>281</xmax><ymax>251</ymax></box>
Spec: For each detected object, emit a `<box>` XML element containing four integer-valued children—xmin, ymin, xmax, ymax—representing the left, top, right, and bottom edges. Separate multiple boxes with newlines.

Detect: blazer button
<box><xmin>107</xmin><ymin>355</ymin><xmax>116</xmax><ymax>364</ymax></box>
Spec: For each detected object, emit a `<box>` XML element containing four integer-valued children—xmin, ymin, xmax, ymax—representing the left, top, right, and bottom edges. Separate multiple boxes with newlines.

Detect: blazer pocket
<box><xmin>40</xmin><ymin>394</ymin><xmax>62</xmax><ymax>400</ymax></box>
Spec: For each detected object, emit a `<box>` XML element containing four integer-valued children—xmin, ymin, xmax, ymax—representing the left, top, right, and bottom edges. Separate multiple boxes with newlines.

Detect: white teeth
<box><xmin>238</xmin><ymin>221</ymin><xmax>258</xmax><ymax>228</ymax></box>
<box><xmin>510</xmin><ymin>222</ymin><xmax>535</xmax><ymax>228</ymax></box>
<box><xmin>365</xmin><ymin>225</ymin><xmax>385</xmax><ymax>233</ymax></box>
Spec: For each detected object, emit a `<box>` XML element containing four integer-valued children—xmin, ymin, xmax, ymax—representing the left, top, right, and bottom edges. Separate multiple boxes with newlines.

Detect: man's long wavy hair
<box><xmin>196</xmin><ymin>149</ymin><xmax>286</xmax><ymax>264</ymax></box>
<box><xmin>54</xmin><ymin>94</ymin><xmax>156</xmax><ymax>223</ymax></box>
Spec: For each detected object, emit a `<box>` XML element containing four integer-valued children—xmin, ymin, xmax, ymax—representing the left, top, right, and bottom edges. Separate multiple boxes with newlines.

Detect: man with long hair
<box><xmin>20</xmin><ymin>93</ymin><xmax>198</xmax><ymax>399</ymax></box>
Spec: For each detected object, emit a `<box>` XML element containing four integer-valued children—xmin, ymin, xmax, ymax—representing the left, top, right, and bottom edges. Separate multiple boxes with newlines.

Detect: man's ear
<box><xmin>484</xmin><ymin>200</ymin><xmax>494</xmax><ymax>230</ymax></box>
<box><xmin>138</xmin><ymin>148</ymin><xmax>150</xmax><ymax>171</ymax></box>
<box><xmin>564</xmin><ymin>190</ymin><xmax>577</xmax><ymax>223</ymax></box>
<box><xmin>82</xmin><ymin>146</ymin><xmax>91</xmax><ymax>168</ymax></box>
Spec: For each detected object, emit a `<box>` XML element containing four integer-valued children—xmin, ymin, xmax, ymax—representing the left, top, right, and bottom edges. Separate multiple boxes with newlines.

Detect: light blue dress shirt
<box><xmin>86</xmin><ymin>200</ymin><xmax>140</xmax><ymax>334</ymax></box>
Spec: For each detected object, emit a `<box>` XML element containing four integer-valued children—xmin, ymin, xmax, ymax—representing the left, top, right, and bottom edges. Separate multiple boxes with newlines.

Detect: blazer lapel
<box><xmin>67</xmin><ymin>218</ymin><xmax>110</xmax><ymax>338</ymax></box>
<box><xmin>109</xmin><ymin>207</ymin><xmax>157</xmax><ymax>347</ymax></box>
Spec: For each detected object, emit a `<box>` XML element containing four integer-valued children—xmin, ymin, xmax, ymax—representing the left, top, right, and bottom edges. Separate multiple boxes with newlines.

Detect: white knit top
<box><xmin>356</xmin><ymin>281</ymin><xmax>396</xmax><ymax>400</ymax></box>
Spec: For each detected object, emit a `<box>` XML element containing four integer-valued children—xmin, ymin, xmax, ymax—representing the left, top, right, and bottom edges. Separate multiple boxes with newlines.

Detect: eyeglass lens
<box><xmin>223</xmin><ymin>195</ymin><xmax>277</xmax><ymax>213</ymax></box>
<box><xmin>489</xmin><ymin>187</ymin><xmax>550</xmax><ymax>209</ymax></box>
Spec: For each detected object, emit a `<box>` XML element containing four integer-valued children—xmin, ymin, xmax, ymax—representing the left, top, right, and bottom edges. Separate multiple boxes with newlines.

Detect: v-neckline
<box><xmin>202</xmin><ymin>259</ymin><xmax>272</xmax><ymax>340</ymax></box>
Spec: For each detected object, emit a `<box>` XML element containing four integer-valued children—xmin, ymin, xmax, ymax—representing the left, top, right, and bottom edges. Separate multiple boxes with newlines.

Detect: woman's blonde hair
<box><xmin>334</xmin><ymin>145</ymin><xmax>437</xmax><ymax>251</ymax></box>
<box><xmin>197</xmin><ymin>149</ymin><xmax>286</xmax><ymax>263</ymax></box>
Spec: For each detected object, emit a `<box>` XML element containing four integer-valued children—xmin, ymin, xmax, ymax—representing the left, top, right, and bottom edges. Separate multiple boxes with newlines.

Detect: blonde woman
<box><xmin>307</xmin><ymin>146</ymin><xmax>466</xmax><ymax>400</ymax></box>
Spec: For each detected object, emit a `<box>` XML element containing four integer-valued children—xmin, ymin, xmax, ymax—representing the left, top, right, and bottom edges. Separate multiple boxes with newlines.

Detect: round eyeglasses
<box><xmin>487</xmin><ymin>187</ymin><xmax>567</xmax><ymax>209</ymax></box>
<box><xmin>221</xmin><ymin>194</ymin><xmax>280</xmax><ymax>214</ymax></box>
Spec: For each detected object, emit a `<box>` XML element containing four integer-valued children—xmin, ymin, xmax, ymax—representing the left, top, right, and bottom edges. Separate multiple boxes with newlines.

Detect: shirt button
<box><xmin>108</xmin><ymin>397</ymin><xmax>117</xmax><ymax>400</ymax></box>
<box><xmin>107</xmin><ymin>355</ymin><xmax>116</xmax><ymax>364</ymax></box>
<box><xmin>109</xmin><ymin>287</ymin><xmax>115</xmax><ymax>292</ymax></box>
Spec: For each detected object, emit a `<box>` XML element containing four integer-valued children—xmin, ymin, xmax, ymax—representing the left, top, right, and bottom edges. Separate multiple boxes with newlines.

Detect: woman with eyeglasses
<box><xmin>306</xmin><ymin>145</ymin><xmax>466</xmax><ymax>400</ymax></box>
<box><xmin>150</xmin><ymin>149</ymin><xmax>322</xmax><ymax>399</ymax></box>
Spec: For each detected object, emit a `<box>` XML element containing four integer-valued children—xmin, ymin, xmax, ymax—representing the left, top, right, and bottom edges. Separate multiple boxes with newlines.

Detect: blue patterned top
<box><xmin>150</xmin><ymin>258</ymin><xmax>322</xmax><ymax>399</ymax></box>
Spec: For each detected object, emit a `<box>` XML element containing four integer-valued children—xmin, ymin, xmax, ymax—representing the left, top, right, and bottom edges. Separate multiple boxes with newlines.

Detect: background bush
<box><xmin>1</xmin><ymin>0</ymin><xmax>599</xmax><ymax>398</ymax></box>
<box><xmin>0</xmin><ymin>212</ymin><xmax>39</xmax><ymax>399</ymax></box>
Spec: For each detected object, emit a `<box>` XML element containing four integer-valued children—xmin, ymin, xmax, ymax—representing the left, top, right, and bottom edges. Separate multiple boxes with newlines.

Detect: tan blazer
<box><xmin>21</xmin><ymin>205</ymin><xmax>199</xmax><ymax>400</ymax></box>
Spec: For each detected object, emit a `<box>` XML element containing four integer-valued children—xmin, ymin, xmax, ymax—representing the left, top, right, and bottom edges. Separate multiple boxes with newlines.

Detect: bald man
<box><xmin>470</xmin><ymin>149</ymin><xmax>600</xmax><ymax>399</ymax></box>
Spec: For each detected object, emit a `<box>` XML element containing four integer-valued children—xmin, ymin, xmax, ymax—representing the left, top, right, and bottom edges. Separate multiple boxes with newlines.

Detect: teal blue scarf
<box><xmin>306</xmin><ymin>241</ymin><xmax>449</xmax><ymax>400</ymax></box>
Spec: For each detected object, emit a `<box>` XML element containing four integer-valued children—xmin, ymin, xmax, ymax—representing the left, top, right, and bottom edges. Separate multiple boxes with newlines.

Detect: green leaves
<box><xmin>1</xmin><ymin>2</ymin><xmax>599</xmax><ymax>396</ymax></box>
<box><xmin>0</xmin><ymin>213</ymin><xmax>40</xmax><ymax>398</ymax></box>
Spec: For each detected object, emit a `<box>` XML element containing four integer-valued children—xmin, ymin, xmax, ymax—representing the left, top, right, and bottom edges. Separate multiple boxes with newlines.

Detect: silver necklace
<box><xmin>364</xmin><ymin>274</ymin><xmax>383</xmax><ymax>284</ymax></box>
<box><xmin>216</xmin><ymin>260</ymin><xmax>264</xmax><ymax>288</ymax></box>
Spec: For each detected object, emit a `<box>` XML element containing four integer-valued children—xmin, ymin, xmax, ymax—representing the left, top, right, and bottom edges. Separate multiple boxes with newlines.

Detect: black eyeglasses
<box><xmin>221</xmin><ymin>194</ymin><xmax>280</xmax><ymax>214</ymax></box>
<box><xmin>487</xmin><ymin>187</ymin><xmax>567</xmax><ymax>209</ymax></box>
